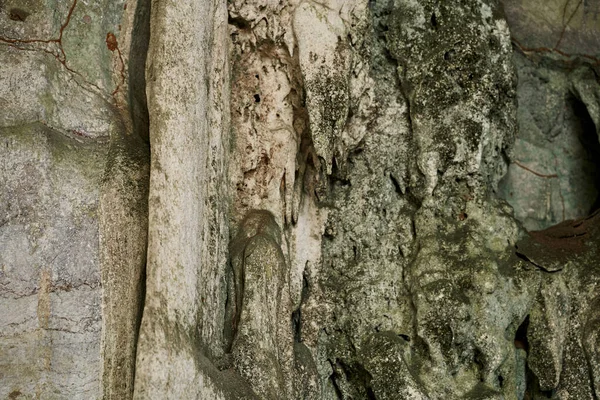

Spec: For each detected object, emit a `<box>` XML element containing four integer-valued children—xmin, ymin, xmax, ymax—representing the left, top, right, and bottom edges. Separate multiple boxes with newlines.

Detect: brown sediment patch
<box><xmin>9</xmin><ymin>8</ymin><xmax>30</xmax><ymax>22</ymax></box>
<box><xmin>8</xmin><ymin>390</ymin><xmax>22</xmax><ymax>399</ymax></box>
<box><xmin>515</xmin><ymin>209</ymin><xmax>600</xmax><ymax>271</ymax></box>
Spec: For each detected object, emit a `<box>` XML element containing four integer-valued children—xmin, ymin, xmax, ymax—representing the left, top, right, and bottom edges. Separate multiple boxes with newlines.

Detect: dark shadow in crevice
<box><xmin>337</xmin><ymin>359</ymin><xmax>378</xmax><ymax>399</ymax></box>
<box><xmin>128</xmin><ymin>0</ymin><xmax>151</xmax><ymax>143</ymax></box>
<box><xmin>329</xmin><ymin>369</ymin><xmax>344</xmax><ymax>400</ymax></box>
<box><xmin>514</xmin><ymin>316</ymin><xmax>556</xmax><ymax>398</ymax></box>
<box><xmin>514</xmin><ymin>315</ymin><xmax>529</xmax><ymax>353</ymax></box>
<box><xmin>571</xmin><ymin>95</ymin><xmax>600</xmax><ymax>214</ymax></box>
<box><xmin>9</xmin><ymin>8</ymin><xmax>30</xmax><ymax>21</ymax></box>
<box><xmin>292</xmin><ymin>272</ymin><xmax>310</xmax><ymax>342</ymax></box>
<box><xmin>127</xmin><ymin>0</ymin><xmax>152</xmax><ymax>389</ymax></box>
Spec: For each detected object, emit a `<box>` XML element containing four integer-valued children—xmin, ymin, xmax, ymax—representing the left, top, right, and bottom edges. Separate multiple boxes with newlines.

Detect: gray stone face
<box><xmin>0</xmin><ymin>123</ymin><xmax>107</xmax><ymax>399</ymax></box>
<box><xmin>498</xmin><ymin>0</ymin><xmax>600</xmax><ymax>232</ymax></box>
<box><xmin>132</xmin><ymin>0</ymin><xmax>237</xmax><ymax>398</ymax></box>
<box><xmin>2</xmin><ymin>0</ymin><xmax>600</xmax><ymax>398</ymax></box>
<box><xmin>498</xmin><ymin>54</ymin><xmax>600</xmax><ymax>231</ymax></box>
<box><xmin>0</xmin><ymin>0</ymin><xmax>149</xmax><ymax>398</ymax></box>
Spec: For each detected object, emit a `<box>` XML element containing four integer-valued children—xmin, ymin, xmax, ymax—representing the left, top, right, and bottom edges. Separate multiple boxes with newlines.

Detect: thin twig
<box><xmin>513</xmin><ymin>160</ymin><xmax>559</xmax><ymax>178</ymax></box>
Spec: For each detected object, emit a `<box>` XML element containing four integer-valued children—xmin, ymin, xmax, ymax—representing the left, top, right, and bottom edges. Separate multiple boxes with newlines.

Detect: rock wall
<box><xmin>499</xmin><ymin>0</ymin><xmax>600</xmax><ymax>231</ymax></box>
<box><xmin>132</xmin><ymin>0</ymin><xmax>240</xmax><ymax>398</ymax></box>
<box><xmin>1</xmin><ymin>0</ymin><xmax>600</xmax><ymax>399</ymax></box>
<box><xmin>0</xmin><ymin>0</ymin><xmax>149</xmax><ymax>398</ymax></box>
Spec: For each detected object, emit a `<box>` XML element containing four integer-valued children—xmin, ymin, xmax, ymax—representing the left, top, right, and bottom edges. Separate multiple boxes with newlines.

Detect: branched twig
<box><xmin>513</xmin><ymin>160</ymin><xmax>559</xmax><ymax>178</ymax></box>
<box><xmin>511</xmin><ymin>37</ymin><xmax>600</xmax><ymax>66</ymax></box>
<box><xmin>106</xmin><ymin>32</ymin><xmax>126</xmax><ymax>98</ymax></box>
<box><xmin>0</xmin><ymin>0</ymin><xmax>109</xmax><ymax>98</ymax></box>
<box><xmin>555</xmin><ymin>0</ymin><xmax>583</xmax><ymax>50</ymax></box>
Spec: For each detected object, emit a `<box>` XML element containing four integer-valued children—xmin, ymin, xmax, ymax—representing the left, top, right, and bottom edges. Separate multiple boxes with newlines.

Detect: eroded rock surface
<box><xmin>0</xmin><ymin>0</ymin><xmax>149</xmax><ymax>398</ymax></box>
<box><xmin>2</xmin><ymin>0</ymin><xmax>600</xmax><ymax>398</ymax></box>
<box><xmin>0</xmin><ymin>123</ymin><xmax>107</xmax><ymax>398</ymax></box>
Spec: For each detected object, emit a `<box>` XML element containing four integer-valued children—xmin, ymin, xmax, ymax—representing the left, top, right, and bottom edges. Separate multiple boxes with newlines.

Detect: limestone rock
<box><xmin>3</xmin><ymin>0</ymin><xmax>600</xmax><ymax>398</ymax></box>
<box><xmin>0</xmin><ymin>123</ymin><xmax>107</xmax><ymax>398</ymax></box>
<box><xmin>0</xmin><ymin>0</ymin><xmax>150</xmax><ymax>398</ymax></box>
<box><xmin>498</xmin><ymin>54</ymin><xmax>600</xmax><ymax>231</ymax></box>
<box><xmin>226</xmin><ymin>211</ymin><xmax>292</xmax><ymax>398</ymax></box>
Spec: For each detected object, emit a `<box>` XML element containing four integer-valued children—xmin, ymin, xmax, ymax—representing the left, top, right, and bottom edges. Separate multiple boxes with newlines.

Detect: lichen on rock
<box><xmin>3</xmin><ymin>0</ymin><xmax>600</xmax><ymax>398</ymax></box>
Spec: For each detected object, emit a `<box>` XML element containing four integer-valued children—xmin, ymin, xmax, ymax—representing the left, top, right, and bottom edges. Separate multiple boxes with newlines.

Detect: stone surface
<box><xmin>0</xmin><ymin>0</ymin><xmax>150</xmax><ymax>399</ymax></box>
<box><xmin>99</xmin><ymin>127</ymin><xmax>149</xmax><ymax>400</ymax></box>
<box><xmin>502</xmin><ymin>0</ymin><xmax>600</xmax><ymax>61</ymax></box>
<box><xmin>2</xmin><ymin>0</ymin><xmax>600</xmax><ymax>398</ymax></box>
<box><xmin>498</xmin><ymin>0</ymin><xmax>600</xmax><ymax>231</ymax></box>
<box><xmin>132</xmin><ymin>0</ymin><xmax>239</xmax><ymax>398</ymax></box>
<box><xmin>0</xmin><ymin>123</ymin><xmax>107</xmax><ymax>399</ymax></box>
<box><xmin>225</xmin><ymin>211</ymin><xmax>296</xmax><ymax>399</ymax></box>
<box><xmin>498</xmin><ymin>53</ymin><xmax>600</xmax><ymax>231</ymax></box>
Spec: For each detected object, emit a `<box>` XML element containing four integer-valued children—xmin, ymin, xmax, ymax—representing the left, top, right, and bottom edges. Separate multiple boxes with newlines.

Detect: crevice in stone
<box><xmin>291</xmin><ymin>307</ymin><xmax>301</xmax><ymax>343</ymax></box>
<box><xmin>398</xmin><ymin>333</ymin><xmax>410</xmax><ymax>342</ymax></box>
<box><xmin>128</xmin><ymin>0</ymin><xmax>152</xmax><ymax>143</ymax></box>
<box><xmin>514</xmin><ymin>249</ymin><xmax>564</xmax><ymax>273</ymax></box>
<box><xmin>390</xmin><ymin>173</ymin><xmax>403</xmax><ymax>195</ymax></box>
<box><xmin>524</xmin><ymin>370</ymin><xmax>556</xmax><ymax>399</ymax></box>
<box><xmin>473</xmin><ymin>347</ymin><xmax>487</xmax><ymax>382</ymax></box>
<box><xmin>128</xmin><ymin>0</ymin><xmax>152</xmax><ymax>383</ymax></box>
<box><xmin>583</xmin><ymin>307</ymin><xmax>600</xmax><ymax>400</ymax></box>
<box><xmin>514</xmin><ymin>315</ymin><xmax>530</xmax><ymax>353</ymax></box>
<box><xmin>8</xmin><ymin>8</ymin><xmax>30</xmax><ymax>22</ymax></box>
<box><xmin>328</xmin><ymin>360</ymin><xmax>344</xmax><ymax>400</ymax></box>
<box><xmin>292</xmin><ymin>270</ymin><xmax>309</xmax><ymax>343</ymax></box>
<box><xmin>329</xmin><ymin>161</ymin><xmax>351</xmax><ymax>188</ymax></box>
<box><xmin>369</xmin><ymin>0</ymin><xmax>424</xmax><ymax>205</ymax></box>
<box><xmin>588</xmin><ymin>360</ymin><xmax>600</xmax><ymax>400</ymax></box>
<box><xmin>330</xmin><ymin>359</ymin><xmax>378</xmax><ymax>399</ymax></box>
<box><xmin>516</xmin><ymin>316</ymin><xmax>557</xmax><ymax>399</ymax></box>
<box><xmin>571</xmin><ymin>94</ymin><xmax>600</xmax><ymax>214</ymax></box>
<box><xmin>430</xmin><ymin>12</ymin><xmax>438</xmax><ymax>30</ymax></box>
<box><xmin>222</xmin><ymin>273</ymin><xmax>234</xmax><ymax>354</ymax></box>
<box><xmin>228</xmin><ymin>15</ymin><xmax>251</xmax><ymax>30</ymax></box>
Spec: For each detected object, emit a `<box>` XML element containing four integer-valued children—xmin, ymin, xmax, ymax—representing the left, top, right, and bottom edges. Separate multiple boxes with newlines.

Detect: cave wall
<box><xmin>0</xmin><ymin>0</ymin><xmax>149</xmax><ymax>398</ymax></box>
<box><xmin>499</xmin><ymin>0</ymin><xmax>600</xmax><ymax>231</ymax></box>
<box><xmin>1</xmin><ymin>0</ymin><xmax>600</xmax><ymax>399</ymax></box>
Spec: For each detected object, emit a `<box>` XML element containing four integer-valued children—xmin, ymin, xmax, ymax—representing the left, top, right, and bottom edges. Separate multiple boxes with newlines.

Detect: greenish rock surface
<box><xmin>0</xmin><ymin>0</ymin><xmax>150</xmax><ymax>399</ymax></box>
<box><xmin>2</xmin><ymin>0</ymin><xmax>600</xmax><ymax>398</ymax></box>
<box><xmin>225</xmin><ymin>210</ymin><xmax>292</xmax><ymax>398</ymax></box>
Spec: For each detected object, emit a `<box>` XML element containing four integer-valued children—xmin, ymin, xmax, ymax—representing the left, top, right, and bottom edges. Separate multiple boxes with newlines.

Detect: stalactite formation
<box><xmin>1</xmin><ymin>0</ymin><xmax>600</xmax><ymax>399</ymax></box>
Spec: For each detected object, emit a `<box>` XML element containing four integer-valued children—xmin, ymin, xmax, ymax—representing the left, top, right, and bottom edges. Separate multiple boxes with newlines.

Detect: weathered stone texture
<box><xmin>0</xmin><ymin>0</ymin><xmax>149</xmax><ymax>398</ymax></box>
<box><xmin>3</xmin><ymin>0</ymin><xmax>600</xmax><ymax>398</ymax></box>
<box><xmin>132</xmin><ymin>0</ymin><xmax>239</xmax><ymax>398</ymax></box>
<box><xmin>498</xmin><ymin>54</ymin><xmax>600</xmax><ymax>231</ymax></box>
<box><xmin>0</xmin><ymin>123</ymin><xmax>107</xmax><ymax>398</ymax></box>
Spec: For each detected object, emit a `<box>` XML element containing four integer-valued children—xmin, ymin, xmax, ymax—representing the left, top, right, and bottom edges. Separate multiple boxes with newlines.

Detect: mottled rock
<box><xmin>3</xmin><ymin>0</ymin><xmax>600</xmax><ymax>398</ymax></box>
<box><xmin>294</xmin><ymin>1</ymin><xmax>351</xmax><ymax>174</ymax></box>
<box><xmin>498</xmin><ymin>53</ymin><xmax>600</xmax><ymax>231</ymax></box>
<box><xmin>527</xmin><ymin>274</ymin><xmax>570</xmax><ymax>390</ymax></box>
<box><xmin>132</xmin><ymin>0</ymin><xmax>237</xmax><ymax>398</ymax></box>
<box><xmin>0</xmin><ymin>123</ymin><xmax>107</xmax><ymax>399</ymax></box>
